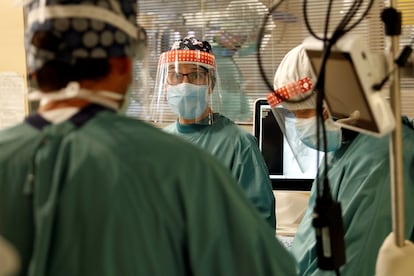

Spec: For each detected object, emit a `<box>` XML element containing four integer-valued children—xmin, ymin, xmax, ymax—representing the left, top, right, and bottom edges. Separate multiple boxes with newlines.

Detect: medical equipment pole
<box><xmin>386</xmin><ymin>0</ymin><xmax>405</xmax><ymax>247</ymax></box>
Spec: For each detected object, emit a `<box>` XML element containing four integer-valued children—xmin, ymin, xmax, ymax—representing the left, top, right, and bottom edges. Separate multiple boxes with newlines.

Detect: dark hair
<box><xmin>30</xmin><ymin>31</ymin><xmax>111</xmax><ymax>91</ymax></box>
<box><xmin>34</xmin><ymin>59</ymin><xmax>111</xmax><ymax>91</ymax></box>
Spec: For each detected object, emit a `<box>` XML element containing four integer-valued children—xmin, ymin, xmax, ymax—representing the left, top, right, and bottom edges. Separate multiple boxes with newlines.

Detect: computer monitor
<box><xmin>302</xmin><ymin>35</ymin><xmax>395</xmax><ymax>137</ymax></box>
<box><xmin>254</xmin><ymin>99</ymin><xmax>323</xmax><ymax>191</ymax></box>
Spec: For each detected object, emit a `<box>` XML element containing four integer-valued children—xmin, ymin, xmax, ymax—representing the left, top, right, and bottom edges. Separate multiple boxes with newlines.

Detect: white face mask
<box><xmin>295</xmin><ymin>116</ymin><xmax>342</xmax><ymax>152</ymax></box>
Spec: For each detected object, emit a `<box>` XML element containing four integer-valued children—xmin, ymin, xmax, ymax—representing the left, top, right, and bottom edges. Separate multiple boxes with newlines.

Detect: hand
<box><xmin>336</xmin><ymin>110</ymin><xmax>360</xmax><ymax>125</ymax></box>
<box><xmin>0</xmin><ymin>236</ymin><xmax>20</xmax><ymax>276</ymax></box>
<box><xmin>376</xmin><ymin>232</ymin><xmax>414</xmax><ymax>276</ymax></box>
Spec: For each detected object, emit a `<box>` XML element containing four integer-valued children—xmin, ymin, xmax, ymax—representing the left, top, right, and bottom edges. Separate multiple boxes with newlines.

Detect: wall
<box><xmin>0</xmin><ymin>2</ymin><xmax>26</xmax><ymax>74</ymax></box>
<box><xmin>0</xmin><ymin>2</ymin><xmax>27</xmax><ymax>128</ymax></box>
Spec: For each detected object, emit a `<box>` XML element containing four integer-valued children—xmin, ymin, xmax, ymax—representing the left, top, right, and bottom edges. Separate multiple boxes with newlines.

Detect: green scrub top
<box><xmin>164</xmin><ymin>113</ymin><xmax>276</xmax><ymax>228</ymax></box>
<box><xmin>291</xmin><ymin>117</ymin><xmax>414</xmax><ymax>275</ymax></box>
<box><xmin>0</xmin><ymin>104</ymin><xmax>296</xmax><ymax>276</ymax></box>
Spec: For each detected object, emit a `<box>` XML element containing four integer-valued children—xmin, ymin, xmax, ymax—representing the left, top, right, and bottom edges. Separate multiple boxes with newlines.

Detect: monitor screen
<box><xmin>254</xmin><ymin>99</ymin><xmax>322</xmax><ymax>191</ymax></box>
<box><xmin>302</xmin><ymin>34</ymin><xmax>395</xmax><ymax>137</ymax></box>
<box><xmin>305</xmin><ymin>50</ymin><xmax>379</xmax><ymax>133</ymax></box>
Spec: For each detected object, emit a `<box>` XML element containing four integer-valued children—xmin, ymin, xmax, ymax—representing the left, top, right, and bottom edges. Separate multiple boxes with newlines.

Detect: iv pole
<box><xmin>383</xmin><ymin>0</ymin><xmax>405</xmax><ymax>247</ymax></box>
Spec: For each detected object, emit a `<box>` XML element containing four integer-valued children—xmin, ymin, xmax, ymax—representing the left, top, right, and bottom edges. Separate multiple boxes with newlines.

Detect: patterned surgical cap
<box><xmin>170</xmin><ymin>36</ymin><xmax>212</xmax><ymax>53</ymax></box>
<box><xmin>158</xmin><ymin>36</ymin><xmax>215</xmax><ymax>69</ymax></box>
<box><xmin>24</xmin><ymin>0</ymin><xmax>138</xmax><ymax>73</ymax></box>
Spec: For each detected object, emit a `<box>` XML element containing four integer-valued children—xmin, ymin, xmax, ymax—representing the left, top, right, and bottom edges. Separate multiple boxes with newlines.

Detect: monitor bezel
<box><xmin>302</xmin><ymin>35</ymin><xmax>395</xmax><ymax>137</ymax></box>
<box><xmin>253</xmin><ymin>99</ymin><xmax>313</xmax><ymax>191</ymax></box>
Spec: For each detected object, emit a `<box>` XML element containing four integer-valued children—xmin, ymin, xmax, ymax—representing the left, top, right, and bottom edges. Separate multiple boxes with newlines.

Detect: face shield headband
<box><xmin>158</xmin><ymin>50</ymin><xmax>216</xmax><ymax>70</ymax></box>
<box><xmin>266</xmin><ymin>76</ymin><xmax>323</xmax><ymax>173</ymax></box>
<box><xmin>266</xmin><ymin>77</ymin><xmax>313</xmax><ymax>108</ymax></box>
<box><xmin>151</xmin><ymin>49</ymin><xmax>222</xmax><ymax>125</ymax></box>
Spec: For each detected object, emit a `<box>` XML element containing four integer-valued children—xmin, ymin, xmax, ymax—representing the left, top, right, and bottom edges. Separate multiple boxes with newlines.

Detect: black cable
<box><xmin>303</xmin><ymin>0</ymin><xmax>325</xmax><ymax>41</ymax></box>
<box><xmin>301</xmin><ymin>1</ymin><xmax>376</xmax><ymax>273</ymax></box>
<box><xmin>257</xmin><ymin>0</ymin><xmax>374</xmax><ymax>196</ymax></box>
<box><xmin>256</xmin><ymin>0</ymin><xmax>317</xmax><ymax>106</ymax></box>
<box><xmin>303</xmin><ymin>0</ymin><xmax>375</xmax><ymax>198</ymax></box>
<box><xmin>320</xmin><ymin>40</ymin><xmax>340</xmax><ymax>198</ymax></box>
<box><xmin>256</xmin><ymin>0</ymin><xmax>286</xmax><ymax>94</ymax></box>
<box><xmin>324</xmin><ymin>0</ymin><xmax>334</xmax><ymax>41</ymax></box>
<box><xmin>372</xmin><ymin>8</ymin><xmax>412</xmax><ymax>91</ymax></box>
<box><xmin>372</xmin><ymin>45</ymin><xmax>412</xmax><ymax>91</ymax></box>
<box><xmin>335</xmin><ymin>268</ymin><xmax>340</xmax><ymax>276</ymax></box>
<box><xmin>314</xmin><ymin>41</ymin><xmax>335</xmax><ymax>196</ymax></box>
<box><xmin>307</xmin><ymin>0</ymin><xmax>366</xmax><ymax>187</ymax></box>
<box><xmin>318</xmin><ymin>0</ymin><xmax>334</xmax><ymax>191</ymax></box>
<box><xmin>330</xmin><ymin>0</ymin><xmax>360</xmax><ymax>45</ymax></box>
<box><xmin>257</xmin><ymin>0</ymin><xmax>376</xmax><ymax>206</ymax></box>
<box><xmin>343</xmin><ymin>0</ymin><xmax>375</xmax><ymax>33</ymax></box>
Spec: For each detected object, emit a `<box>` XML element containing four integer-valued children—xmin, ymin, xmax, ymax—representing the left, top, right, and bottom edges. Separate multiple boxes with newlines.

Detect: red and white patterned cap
<box><xmin>158</xmin><ymin>36</ymin><xmax>216</xmax><ymax>69</ymax></box>
<box><xmin>271</xmin><ymin>44</ymin><xmax>317</xmax><ymax>111</ymax></box>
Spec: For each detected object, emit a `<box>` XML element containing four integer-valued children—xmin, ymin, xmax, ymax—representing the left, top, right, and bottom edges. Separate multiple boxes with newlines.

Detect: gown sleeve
<box><xmin>233</xmin><ymin>132</ymin><xmax>276</xmax><ymax>228</ymax></box>
<box><xmin>292</xmin><ymin>119</ymin><xmax>414</xmax><ymax>276</ymax></box>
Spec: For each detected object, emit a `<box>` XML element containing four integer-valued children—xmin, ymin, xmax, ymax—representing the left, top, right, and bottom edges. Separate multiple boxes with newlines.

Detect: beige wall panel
<box><xmin>0</xmin><ymin>2</ymin><xmax>26</xmax><ymax>74</ymax></box>
<box><xmin>0</xmin><ymin>2</ymin><xmax>27</xmax><ymax>127</ymax></box>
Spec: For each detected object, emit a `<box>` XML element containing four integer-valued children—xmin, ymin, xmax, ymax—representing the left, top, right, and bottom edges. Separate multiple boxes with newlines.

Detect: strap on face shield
<box><xmin>158</xmin><ymin>50</ymin><xmax>216</xmax><ymax>69</ymax></box>
<box><xmin>267</xmin><ymin>77</ymin><xmax>313</xmax><ymax>107</ymax></box>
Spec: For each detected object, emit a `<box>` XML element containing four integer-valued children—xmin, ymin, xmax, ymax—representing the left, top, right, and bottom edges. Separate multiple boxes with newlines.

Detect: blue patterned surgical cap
<box><xmin>24</xmin><ymin>0</ymin><xmax>138</xmax><ymax>73</ymax></box>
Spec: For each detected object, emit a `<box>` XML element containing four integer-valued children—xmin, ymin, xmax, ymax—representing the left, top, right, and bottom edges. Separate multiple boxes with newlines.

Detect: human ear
<box><xmin>109</xmin><ymin>57</ymin><xmax>132</xmax><ymax>76</ymax></box>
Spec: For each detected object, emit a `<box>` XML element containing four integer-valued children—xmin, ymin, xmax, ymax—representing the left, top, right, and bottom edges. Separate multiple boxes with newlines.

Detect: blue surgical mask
<box><xmin>167</xmin><ymin>83</ymin><xmax>209</xmax><ymax>120</ymax></box>
<box><xmin>295</xmin><ymin>117</ymin><xmax>342</xmax><ymax>152</ymax></box>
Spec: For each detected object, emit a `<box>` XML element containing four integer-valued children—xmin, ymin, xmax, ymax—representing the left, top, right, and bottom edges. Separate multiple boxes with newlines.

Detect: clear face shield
<box><xmin>151</xmin><ymin>49</ymin><xmax>222</xmax><ymax>125</ymax></box>
<box><xmin>123</xmin><ymin>26</ymin><xmax>150</xmax><ymax>117</ymax></box>
<box><xmin>268</xmin><ymin>44</ymin><xmax>344</xmax><ymax>175</ymax></box>
<box><xmin>270</xmin><ymin>106</ymin><xmax>325</xmax><ymax>176</ymax></box>
<box><xmin>267</xmin><ymin>78</ymin><xmax>331</xmax><ymax>175</ymax></box>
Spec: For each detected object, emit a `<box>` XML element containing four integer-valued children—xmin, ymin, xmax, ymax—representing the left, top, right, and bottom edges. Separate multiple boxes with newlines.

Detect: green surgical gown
<box><xmin>0</xmin><ymin>105</ymin><xmax>296</xmax><ymax>276</ymax></box>
<box><xmin>164</xmin><ymin>113</ymin><xmax>276</xmax><ymax>228</ymax></box>
<box><xmin>291</xmin><ymin>117</ymin><xmax>414</xmax><ymax>275</ymax></box>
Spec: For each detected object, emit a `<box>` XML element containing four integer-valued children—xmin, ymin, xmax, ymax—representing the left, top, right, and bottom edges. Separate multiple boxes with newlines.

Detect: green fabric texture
<box><xmin>164</xmin><ymin>113</ymin><xmax>276</xmax><ymax>228</ymax></box>
<box><xmin>0</xmin><ymin>107</ymin><xmax>296</xmax><ymax>276</ymax></box>
<box><xmin>291</xmin><ymin>117</ymin><xmax>414</xmax><ymax>276</ymax></box>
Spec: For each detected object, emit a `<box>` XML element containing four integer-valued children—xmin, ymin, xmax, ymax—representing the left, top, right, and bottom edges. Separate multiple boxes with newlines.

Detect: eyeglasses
<box><xmin>167</xmin><ymin>71</ymin><xmax>209</xmax><ymax>85</ymax></box>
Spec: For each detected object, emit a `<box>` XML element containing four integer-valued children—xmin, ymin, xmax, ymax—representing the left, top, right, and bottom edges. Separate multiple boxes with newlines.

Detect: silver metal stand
<box><xmin>388</xmin><ymin>0</ymin><xmax>405</xmax><ymax>247</ymax></box>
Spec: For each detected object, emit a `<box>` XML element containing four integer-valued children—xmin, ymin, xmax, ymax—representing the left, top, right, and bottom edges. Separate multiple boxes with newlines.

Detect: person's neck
<box><xmin>178</xmin><ymin>108</ymin><xmax>212</xmax><ymax>125</ymax></box>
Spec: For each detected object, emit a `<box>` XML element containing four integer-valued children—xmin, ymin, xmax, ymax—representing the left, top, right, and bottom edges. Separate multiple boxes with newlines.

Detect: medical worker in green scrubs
<box><xmin>0</xmin><ymin>1</ymin><xmax>298</xmax><ymax>275</ymax></box>
<box><xmin>272</xmin><ymin>44</ymin><xmax>414</xmax><ymax>275</ymax></box>
<box><xmin>152</xmin><ymin>36</ymin><xmax>276</xmax><ymax>228</ymax></box>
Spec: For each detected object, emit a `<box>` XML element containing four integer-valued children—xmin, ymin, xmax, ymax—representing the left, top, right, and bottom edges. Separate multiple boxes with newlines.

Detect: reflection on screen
<box><xmin>256</xmin><ymin>104</ymin><xmax>322</xmax><ymax>180</ymax></box>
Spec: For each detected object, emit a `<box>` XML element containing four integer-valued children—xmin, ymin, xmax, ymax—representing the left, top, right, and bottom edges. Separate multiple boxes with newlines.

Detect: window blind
<box><xmin>127</xmin><ymin>0</ymin><xmax>414</xmax><ymax>122</ymax></box>
<box><xmin>398</xmin><ymin>0</ymin><xmax>414</xmax><ymax>117</ymax></box>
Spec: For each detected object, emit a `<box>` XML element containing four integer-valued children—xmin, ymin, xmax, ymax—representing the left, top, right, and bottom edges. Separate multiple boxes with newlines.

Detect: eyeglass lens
<box><xmin>167</xmin><ymin>71</ymin><xmax>208</xmax><ymax>85</ymax></box>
